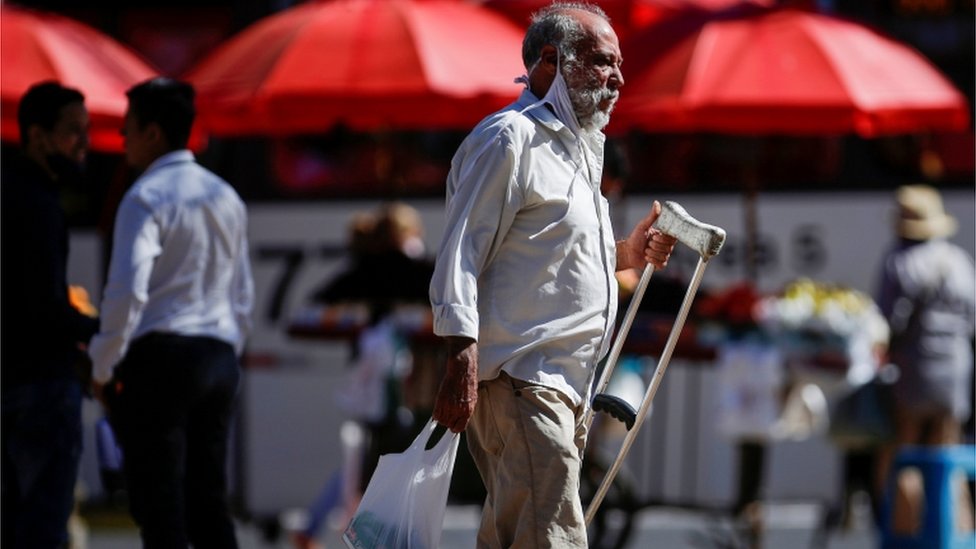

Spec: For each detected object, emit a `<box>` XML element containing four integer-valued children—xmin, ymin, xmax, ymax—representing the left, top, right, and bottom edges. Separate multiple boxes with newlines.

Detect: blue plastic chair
<box><xmin>879</xmin><ymin>445</ymin><xmax>976</xmax><ymax>549</ymax></box>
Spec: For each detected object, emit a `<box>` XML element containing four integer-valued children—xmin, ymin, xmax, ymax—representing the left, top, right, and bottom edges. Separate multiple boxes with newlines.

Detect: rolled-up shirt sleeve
<box><xmin>88</xmin><ymin>196</ymin><xmax>161</xmax><ymax>383</ymax></box>
<box><xmin>430</xmin><ymin>128</ymin><xmax>522</xmax><ymax>341</ymax></box>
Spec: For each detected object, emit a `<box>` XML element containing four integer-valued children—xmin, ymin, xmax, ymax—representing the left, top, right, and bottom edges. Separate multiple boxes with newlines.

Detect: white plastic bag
<box><xmin>343</xmin><ymin>419</ymin><xmax>459</xmax><ymax>549</ymax></box>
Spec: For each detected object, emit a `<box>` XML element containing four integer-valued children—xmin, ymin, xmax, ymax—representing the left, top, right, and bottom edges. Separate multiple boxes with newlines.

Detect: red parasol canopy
<box><xmin>184</xmin><ymin>0</ymin><xmax>527</xmax><ymax>136</ymax></box>
<box><xmin>1</xmin><ymin>5</ymin><xmax>159</xmax><ymax>152</ymax></box>
<box><xmin>610</xmin><ymin>8</ymin><xmax>970</xmax><ymax>137</ymax></box>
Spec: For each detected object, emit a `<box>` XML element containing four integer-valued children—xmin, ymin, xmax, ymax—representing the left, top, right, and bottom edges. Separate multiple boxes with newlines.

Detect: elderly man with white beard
<box><xmin>428</xmin><ymin>3</ymin><xmax>676</xmax><ymax>547</ymax></box>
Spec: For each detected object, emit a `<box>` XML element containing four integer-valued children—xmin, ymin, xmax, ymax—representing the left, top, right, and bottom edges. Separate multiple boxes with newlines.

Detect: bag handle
<box><xmin>410</xmin><ymin>418</ymin><xmax>457</xmax><ymax>455</ymax></box>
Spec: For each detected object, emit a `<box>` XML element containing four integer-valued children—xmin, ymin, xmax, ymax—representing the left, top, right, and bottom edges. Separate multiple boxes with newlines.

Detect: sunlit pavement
<box><xmin>82</xmin><ymin>501</ymin><xmax>878</xmax><ymax>549</ymax></box>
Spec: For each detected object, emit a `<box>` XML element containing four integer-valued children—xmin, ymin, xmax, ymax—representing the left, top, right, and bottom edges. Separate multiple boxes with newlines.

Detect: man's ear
<box><xmin>539</xmin><ymin>44</ymin><xmax>559</xmax><ymax>76</ymax></box>
<box><xmin>26</xmin><ymin>124</ymin><xmax>48</xmax><ymax>151</ymax></box>
<box><xmin>145</xmin><ymin>122</ymin><xmax>166</xmax><ymax>149</ymax></box>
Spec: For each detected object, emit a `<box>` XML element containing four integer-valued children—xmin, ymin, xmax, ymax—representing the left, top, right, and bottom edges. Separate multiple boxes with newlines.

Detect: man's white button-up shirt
<box><xmin>89</xmin><ymin>150</ymin><xmax>254</xmax><ymax>383</ymax></box>
<box><xmin>429</xmin><ymin>90</ymin><xmax>617</xmax><ymax>407</ymax></box>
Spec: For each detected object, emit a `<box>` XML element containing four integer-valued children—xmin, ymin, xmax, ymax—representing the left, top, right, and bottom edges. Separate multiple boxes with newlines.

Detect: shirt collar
<box><xmin>515</xmin><ymin>89</ymin><xmax>568</xmax><ymax>135</ymax></box>
<box><xmin>514</xmin><ymin>89</ymin><xmax>606</xmax><ymax>153</ymax></box>
<box><xmin>143</xmin><ymin>149</ymin><xmax>194</xmax><ymax>176</ymax></box>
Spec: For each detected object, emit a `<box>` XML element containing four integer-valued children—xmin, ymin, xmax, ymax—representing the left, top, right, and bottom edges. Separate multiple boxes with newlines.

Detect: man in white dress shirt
<box><xmin>429</xmin><ymin>3</ymin><xmax>675</xmax><ymax>547</ymax></box>
<box><xmin>89</xmin><ymin>77</ymin><xmax>253</xmax><ymax>548</ymax></box>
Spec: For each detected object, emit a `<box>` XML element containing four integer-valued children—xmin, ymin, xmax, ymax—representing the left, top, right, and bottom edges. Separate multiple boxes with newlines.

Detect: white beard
<box><xmin>580</xmin><ymin>108</ymin><xmax>612</xmax><ymax>133</ymax></box>
<box><xmin>564</xmin><ymin>60</ymin><xmax>617</xmax><ymax>133</ymax></box>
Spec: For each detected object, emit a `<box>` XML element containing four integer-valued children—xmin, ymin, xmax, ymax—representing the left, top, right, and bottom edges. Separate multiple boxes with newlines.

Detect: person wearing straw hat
<box><xmin>874</xmin><ymin>184</ymin><xmax>975</xmax><ymax>534</ymax></box>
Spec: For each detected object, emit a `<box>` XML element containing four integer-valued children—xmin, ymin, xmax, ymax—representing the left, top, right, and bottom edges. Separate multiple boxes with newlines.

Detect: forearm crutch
<box><xmin>584</xmin><ymin>201</ymin><xmax>726</xmax><ymax>526</ymax></box>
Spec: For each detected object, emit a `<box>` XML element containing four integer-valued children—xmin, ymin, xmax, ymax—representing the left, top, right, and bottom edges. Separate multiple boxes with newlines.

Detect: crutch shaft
<box><xmin>584</xmin><ymin>256</ymin><xmax>710</xmax><ymax>525</ymax></box>
<box><xmin>583</xmin><ymin>263</ymin><xmax>655</xmax><ymax>430</ymax></box>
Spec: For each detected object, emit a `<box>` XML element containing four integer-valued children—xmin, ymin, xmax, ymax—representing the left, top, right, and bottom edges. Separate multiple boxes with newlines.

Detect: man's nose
<box><xmin>611</xmin><ymin>66</ymin><xmax>624</xmax><ymax>90</ymax></box>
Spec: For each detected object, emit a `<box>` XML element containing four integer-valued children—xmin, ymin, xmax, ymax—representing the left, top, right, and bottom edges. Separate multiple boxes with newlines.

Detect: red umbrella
<box><xmin>184</xmin><ymin>0</ymin><xmax>527</xmax><ymax>136</ymax></box>
<box><xmin>1</xmin><ymin>5</ymin><xmax>159</xmax><ymax>152</ymax></box>
<box><xmin>611</xmin><ymin>7</ymin><xmax>970</xmax><ymax>136</ymax></box>
<box><xmin>611</xmin><ymin>7</ymin><xmax>970</xmax><ymax>281</ymax></box>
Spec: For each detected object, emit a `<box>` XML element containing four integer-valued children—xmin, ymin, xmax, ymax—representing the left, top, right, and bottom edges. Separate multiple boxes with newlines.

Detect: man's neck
<box><xmin>24</xmin><ymin>148</ymin><xmax>57</xmax><ymax>181</ymax></box>
<box><xmin>140</xmin><ymin>147</ymin><xmax>182</xmax><ymax>171</ymax></box>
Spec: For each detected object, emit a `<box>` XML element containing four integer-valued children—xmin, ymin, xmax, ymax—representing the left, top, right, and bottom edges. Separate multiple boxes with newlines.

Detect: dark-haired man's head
<box><xmin>18</xmin><ymin>81</ymin><xmax>90</xmax><ymax>178</ymax></box>
<box><xmin>123</xmin><ymin>77</ymin><xmax>195</xmax><ymax>170</ymax></box>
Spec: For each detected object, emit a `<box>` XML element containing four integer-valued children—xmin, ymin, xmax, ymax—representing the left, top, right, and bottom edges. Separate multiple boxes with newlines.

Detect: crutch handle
<box><xmin>654</xmin><ymin>201</ymin><xmax>726</xmax><ymax>260</ymax></box>
<box><xmin>592</xmin><ymin>394</ymin><xmax>637</xmax><ymax>431</ymax></box>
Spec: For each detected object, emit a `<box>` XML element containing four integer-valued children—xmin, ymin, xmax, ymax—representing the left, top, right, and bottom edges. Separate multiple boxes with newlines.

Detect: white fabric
<box><xmin>429</xmin><ymin>88</ymin><xmax>617</xmax><ymax>407</ymax></box>
<box><xmin>89</xmin><ymin>150</ymin><xmax>254</xmax><ymax>383</ymax></box>
<box><xmin>334</xmin><ymin>319</ymin><xmax>403</xmax><ymax>422</ymax></box>
<box><xmin>515</xmin><ymin>56</ymin><xmax>583</xmax><ymax>139</ymax></box>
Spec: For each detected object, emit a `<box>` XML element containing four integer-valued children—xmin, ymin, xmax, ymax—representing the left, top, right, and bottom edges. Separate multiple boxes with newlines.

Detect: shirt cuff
<box><xmin>91</xmin><ymin>360</ymin><xmax>115</xmax><ymax>384</ymax></box>
<box><xmin>88</xmin><ymin>337</ymin><xmax>119</xmax><ymax>384</ymax></box>
<box><xmin>432</xmin><ymin>304</ymin><xmax>479</xmax><ymax>340</ymax></box>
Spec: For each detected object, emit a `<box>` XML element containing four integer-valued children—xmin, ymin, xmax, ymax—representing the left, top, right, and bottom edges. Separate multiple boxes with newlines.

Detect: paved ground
<box><xmin>81</xmin><ymin>501</ymin><xmax>879</xmax><ymax>549</ymax></box>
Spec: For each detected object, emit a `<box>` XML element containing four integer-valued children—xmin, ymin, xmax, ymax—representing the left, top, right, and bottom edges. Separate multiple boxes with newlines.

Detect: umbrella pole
<box><xmin>742</xmin><ymin>137</ymin><xmax>762</xmax><ymax>283</ymax></box>
<box><xmin>744</xmin><ymin>172</ymin><xmax>759</xmax><ymax>282</ymax></box>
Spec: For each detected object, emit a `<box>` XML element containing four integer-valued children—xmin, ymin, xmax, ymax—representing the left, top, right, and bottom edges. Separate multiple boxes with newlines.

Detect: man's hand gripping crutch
<box><xmin>584</xmin><ymin>201</ymin><xmax>726</xmax><ymax>525</ymax></box>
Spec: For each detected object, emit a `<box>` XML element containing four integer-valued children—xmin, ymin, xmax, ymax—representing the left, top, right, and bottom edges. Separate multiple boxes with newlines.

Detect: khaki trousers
<box><xmin>466</xmin><ymin>372</ymin><xmax>588</xmax><ymax>548</ymax></box>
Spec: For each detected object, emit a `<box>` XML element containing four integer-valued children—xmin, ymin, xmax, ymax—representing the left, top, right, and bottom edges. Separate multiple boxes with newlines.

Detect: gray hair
<box><xmin>521</xmin><ymin>2</ymin><xmax>610</xmax><ymax>70</ymax></box>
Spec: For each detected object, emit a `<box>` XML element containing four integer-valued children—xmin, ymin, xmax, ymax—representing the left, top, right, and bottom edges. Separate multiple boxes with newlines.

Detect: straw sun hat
<box><xmin>895</xmin><ymin>184</ymin><xmax>957</xmax><ymax>240</ymax></box>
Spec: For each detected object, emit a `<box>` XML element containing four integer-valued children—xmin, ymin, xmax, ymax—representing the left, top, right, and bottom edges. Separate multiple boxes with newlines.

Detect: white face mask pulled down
<box><xmin>515</xmin><ymin>54</ymin><xmax>583</xmax><ymax>139</ymax></box>
<box><xmin>514</xmin><ymin>54</ymin><xmax>609</xmax><ymax>197</ymax></box>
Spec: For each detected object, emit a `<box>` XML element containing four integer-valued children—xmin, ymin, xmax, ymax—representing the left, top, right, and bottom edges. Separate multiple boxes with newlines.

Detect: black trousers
<box><xmin>107</xmin><ymin>332</ymin><xmax>240</xmax><ymax>549</ymax></box>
